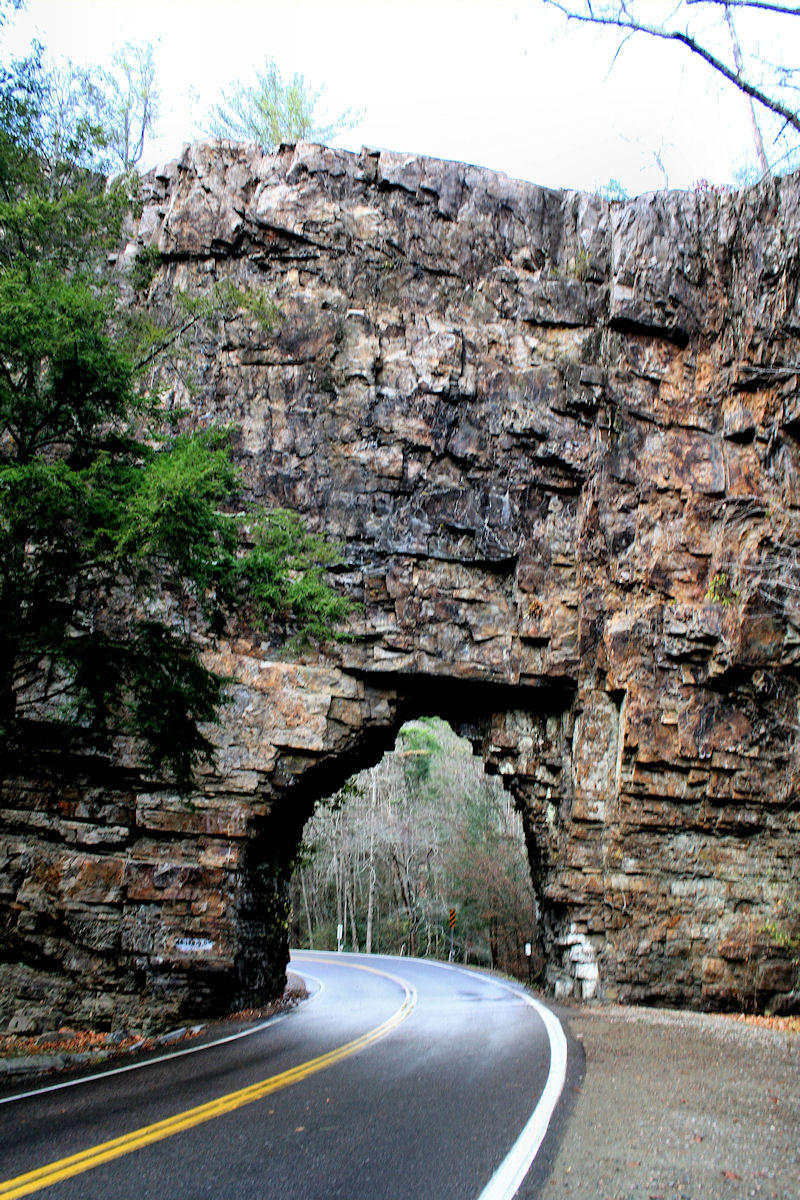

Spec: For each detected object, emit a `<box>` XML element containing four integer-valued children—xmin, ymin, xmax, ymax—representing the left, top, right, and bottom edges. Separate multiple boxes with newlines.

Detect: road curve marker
<box><xmin>0</xmin><ymin>961</ymin><xmax>416</xmax><ymax>1200</ymax></box>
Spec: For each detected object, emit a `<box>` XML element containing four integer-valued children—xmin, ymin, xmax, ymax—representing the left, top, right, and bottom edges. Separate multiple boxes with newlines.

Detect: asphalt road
<box><xmin>0</xmin><ymin>953</ymin><xmax>569</xmax><ymax>1200</ymax></box>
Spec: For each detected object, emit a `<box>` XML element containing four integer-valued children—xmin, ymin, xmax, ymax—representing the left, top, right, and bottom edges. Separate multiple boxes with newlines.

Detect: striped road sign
<box><xmin>449</xmin><ymin>908</ymin><xmax>456</xmax><ymax>929</ymax></box>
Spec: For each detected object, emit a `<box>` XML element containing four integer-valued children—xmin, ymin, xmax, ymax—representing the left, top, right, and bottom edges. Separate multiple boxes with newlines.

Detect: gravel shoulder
<box><xmin>541</xmin><ymin>1002</ymin><xmax>800</xmax><ymax>1200</ymax></box>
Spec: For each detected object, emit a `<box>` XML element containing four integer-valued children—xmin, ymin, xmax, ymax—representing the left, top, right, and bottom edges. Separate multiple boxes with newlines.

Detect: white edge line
<box><xmin>0</xmin><ymin>983</ymin><xmax>325</xmax><ymax>1110</ymax></box>
<box><xmin>0</xmin><ymin>1015</ymin><xmax>288</xmax><ymax>1108</ymax></box>
<box><xmin>290</xmin><ymin>969</ymin><xmax>324</xmax><ymax>997</ymax></box>
<box><xmin>3</xmin><ymin>948</ymin><xmax>559</xmax><ymax>1200</ymax></box>
<box><xmin>476</xmin><ymin>986</ymin><xmax>568</xmax><ymax>1200</ymax></box>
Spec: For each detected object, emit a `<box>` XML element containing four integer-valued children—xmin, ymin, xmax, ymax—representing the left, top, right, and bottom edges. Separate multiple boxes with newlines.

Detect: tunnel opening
<box><xmin>288</xmin><ymin>716</ymin><xmax>541</xmax><ymax>981</ymax></box>
<box><xmin>230</xmin><ymin>671</ymin><xmax>582</xmax><ymax>1012</ymax></box>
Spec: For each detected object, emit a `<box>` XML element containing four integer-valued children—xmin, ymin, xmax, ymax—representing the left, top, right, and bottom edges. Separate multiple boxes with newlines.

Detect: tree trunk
<box><xmin>365</xmin><ymin>768</ymin><xmax>377</xmax><ymax>954</ymax></box>
<box><xmin>724</xmin><ymin>3</ymin><xmax>770</xmax><ymax>176</ymax></box>
<box><xmin>365</xmin><ymin>863</ymin><xmax>376</xmax><ymax>954</ymax></box>
<box><xmin>0</xmin><ymin>557</ymin><xmax>21</xmax><ymax>755</ymax></box>
<box><xmin>299</xmin><ymin>866</ymin><xmax>314</xmax><ymax>949</ymax></box>
<box><xmin>342</xmin><ymin>884</ymin><xmax>350</xmax><ymax>952</ymax></box>
<box><xmin>0</xmin><ymin>641</ymin><xmax>16</xmax><ymax>750</ymax></box>
<box><xmin>333</xmin><ymin>812</ymin><xmax>343</xmax><ymax>938</ymax></box>
<box><xmin>349</xmin><ymin>866</ymin><xmax>360</xmax><ymax>953</ymax></box>
<box><xmin>392</xmin><ymin>852</ymin><xmax>417</xmax><ymax>957</ymax></box>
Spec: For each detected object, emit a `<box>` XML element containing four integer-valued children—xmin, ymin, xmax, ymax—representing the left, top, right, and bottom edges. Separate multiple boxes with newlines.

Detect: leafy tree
<box><xmin>447</xmin><ymin>784</ymin><xmax>538</xmax><ymax>974</ymax></box>
<box><xmin>96</xmin><ymin>40</ymin><xmax>159</xmax><ymax>172</ymax></box>
<box><xmin>597</xmin><ymin>176</ymin><xmax>630</xmax><ymax>201</ymax></box>
<box><xmin>5</xmin><ymin>36</ymin><xmax>159</xmax><ymax>182</ymax></box>
<box><xmin>0</xmin><ymin>47</ymin><xmax>351</xmax><ymax>788</ymax></box>
<box><xmin>0</xmin><ymin>0</ymin><xmax>21</xmax><ymax>28</ymax></box>
<box><xmin>207</xmin><ymin>56</ymin><xmax>360</xmax><ymax>151</ymax></box>
<box><xmin>397</xmin><ymin>718</ymin><xmax>441</xmax><ymax>789</ymax></box>
<box><xmin>541</xmin><ymin>1</ymin><xmax>800</xmax><ymax>178</ymax></box>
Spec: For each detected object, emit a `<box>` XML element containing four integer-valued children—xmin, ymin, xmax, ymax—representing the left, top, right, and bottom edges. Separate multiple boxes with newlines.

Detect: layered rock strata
<box><xmin>2</xmin><ymin>141</ymin><xmax>799</xmax><ymax>1030</ymax></box>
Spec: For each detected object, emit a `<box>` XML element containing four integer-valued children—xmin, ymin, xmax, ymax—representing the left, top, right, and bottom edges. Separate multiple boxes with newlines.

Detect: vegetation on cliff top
<box><xmin>206</xmin><ymin>55</ymin><xmax>360</xmax><ymax>152</ymax></box>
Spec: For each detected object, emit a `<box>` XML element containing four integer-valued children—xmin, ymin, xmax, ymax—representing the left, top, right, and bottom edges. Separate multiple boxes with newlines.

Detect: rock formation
<box><xmin>2</xmin><ymin>140</ymin><xmax>799</xmax><ymax>1032</ymax></box>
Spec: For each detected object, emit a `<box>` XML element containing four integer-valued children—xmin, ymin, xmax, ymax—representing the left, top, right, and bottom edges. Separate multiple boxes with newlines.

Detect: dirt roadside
<box><xmin>539</xmin><ymin>1003</ymin><xmax>800</xmax><ymax>1200</ymax></box>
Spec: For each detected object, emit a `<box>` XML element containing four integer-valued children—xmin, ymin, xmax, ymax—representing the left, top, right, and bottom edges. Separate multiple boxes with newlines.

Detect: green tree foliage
<box><xmin>4</xmin><ymin>35</ymin><xmax>159</xmax><ymax>182</ymax></box>
<box><xmin>398</xmin><ymin>719</ymin><xmax>441</xmax><ymax>789</ymax></box>
<box><xmin>207</xmin><ymin>56</ymin><xmax>360</xmax><ymax>151</ymax></box>
<box><xmin>0</xmin><ymin>46</ymin><xmax>351</xmax><ymax>788</ymax></box>
<box><xmin>0</xmin><ymin>0</ymin><xmax>21</xmax><ymax>31</ymax></box>
<box><xmin>95</xmin><ymin>40</ymin><xmax>159</xmax><ymax>172</ymax></box>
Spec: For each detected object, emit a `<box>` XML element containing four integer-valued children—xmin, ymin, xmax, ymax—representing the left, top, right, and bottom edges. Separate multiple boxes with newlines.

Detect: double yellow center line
<box><xmin>1</xmin><ymin>961</ymin><xmax>416</xmax><ymax>1199</ymax></box>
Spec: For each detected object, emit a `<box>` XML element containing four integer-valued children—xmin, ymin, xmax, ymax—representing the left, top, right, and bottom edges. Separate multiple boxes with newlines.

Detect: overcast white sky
<box><xmin>5</xmin><ymin>0</ymin><xmax>798</xmax><ymax>195</ymax></box>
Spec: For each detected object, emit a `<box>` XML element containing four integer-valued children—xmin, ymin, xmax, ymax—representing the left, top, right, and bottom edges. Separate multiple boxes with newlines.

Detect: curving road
<box><xmin>0</xmin><ymin>953</ymin><xmax>569</xmax><ymax>1200</ymax></box>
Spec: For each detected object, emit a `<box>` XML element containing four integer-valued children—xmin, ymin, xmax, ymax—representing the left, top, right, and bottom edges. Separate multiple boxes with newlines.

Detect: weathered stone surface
<box><xmin>1</xmin><ymin>141</ymin><xmax>799</xmax><ymax>1028</ymax></box>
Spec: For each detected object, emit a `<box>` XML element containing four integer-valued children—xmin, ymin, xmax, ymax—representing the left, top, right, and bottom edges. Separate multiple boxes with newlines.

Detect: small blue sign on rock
<box><xmin>175</xmin><ymin>937</ymin><xmax>214</xmax><ymax>954</ymax></box>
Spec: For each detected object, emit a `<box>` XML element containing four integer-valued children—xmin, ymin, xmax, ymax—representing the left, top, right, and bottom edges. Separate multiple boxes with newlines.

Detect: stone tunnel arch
<box><xmin>228</xmin><ymin>672</ymin><xmax>584</xmax><ymax>1018</ymax></box>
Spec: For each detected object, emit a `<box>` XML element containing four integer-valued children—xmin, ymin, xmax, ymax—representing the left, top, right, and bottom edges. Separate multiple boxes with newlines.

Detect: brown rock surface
<box><xmin>1</xmin><ymin>141</ymin><xmax>799</xmax><ymax>1029</ymax></box>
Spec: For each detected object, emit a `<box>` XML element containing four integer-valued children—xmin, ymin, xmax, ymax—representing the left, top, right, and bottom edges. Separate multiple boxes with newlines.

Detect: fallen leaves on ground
<box><xmin>0</xmin><ymin>1027</ymin><xmax>171</xmax><ymax>1061</ymax></box>
<box><xmin>1</xmin><ymin>980</ymin><xmax>307</xmax><ymax>1064</ymax></box>
<box><xmin>724</xmin><ymin>1013</ymin><xmax>800</xmax><ymax>1035</ymax></box>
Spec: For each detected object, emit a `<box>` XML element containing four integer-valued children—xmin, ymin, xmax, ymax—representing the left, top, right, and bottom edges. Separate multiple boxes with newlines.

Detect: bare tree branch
<box><xmin>542</xmin><ymin>1</ymin><xmax>800</xmax><ymax>138</ymax></box>
<box><xmin>686</xmin><ymin>2</ymin><xmax>800</xmax><ymax>15</ymax></box>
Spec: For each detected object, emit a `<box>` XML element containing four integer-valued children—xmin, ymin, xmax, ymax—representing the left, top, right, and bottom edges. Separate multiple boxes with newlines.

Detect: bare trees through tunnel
<box><xmin>289</xmin><ymin>718</ymin><xmax>539</xmax><ymax>980</ymax></box>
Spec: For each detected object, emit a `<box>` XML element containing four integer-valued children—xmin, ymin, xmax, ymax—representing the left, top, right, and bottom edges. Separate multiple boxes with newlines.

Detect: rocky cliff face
<box><xmin>2</xmin><ymin>141</ymin><xmax>799</xmax><ymax>1032</ymax></box>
